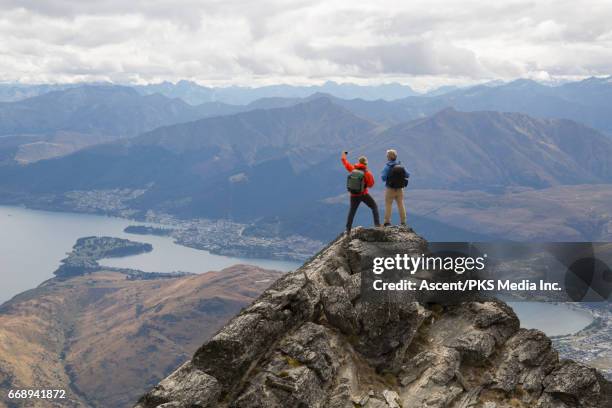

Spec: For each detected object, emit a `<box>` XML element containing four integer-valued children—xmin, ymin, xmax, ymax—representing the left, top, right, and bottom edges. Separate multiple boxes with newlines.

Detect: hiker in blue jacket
<box><xmin>381</xmin><ymin>149</ymin><xmax>408</xmax><ymax>226</ymax></box>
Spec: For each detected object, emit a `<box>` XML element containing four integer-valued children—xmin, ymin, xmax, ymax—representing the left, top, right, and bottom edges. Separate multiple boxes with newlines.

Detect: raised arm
<box><xmin>341</xmin><ymin>152</ymin><xmax>354</xmax><ymax>172</ymax></box>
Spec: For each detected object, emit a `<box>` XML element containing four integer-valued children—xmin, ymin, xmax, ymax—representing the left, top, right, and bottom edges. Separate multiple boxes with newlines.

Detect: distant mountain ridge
<box><xmin>0</xmin><ymin>85</ymin><xmax>245</xmax><ymax>164</ymax></box>
<box><xmin>4</xmin><ymin>76</ymin><xmax>612</xmax><ymax>136</ymax></box>
<box><xmin>0</xmin><ymin>85</ymin><xmax>215</xmax><ymax>138</ymax></box>
<box><xmin>237</xmin><ymin>77</ymin><xmax>612</xmax><ymax>135</ymax></box>
<box><xmin>133</xmin><ymin>77</ymin><xmax>612</xmax><ymax>135</ymax></box>
<box><xmin>0</xmin><ymin>80</ymin><xmax>420</xmax><ymax>105</ymax></box>
<box><xmin>0</xmin><ymin>83</ymin><xmax>75</xmax><ymax>102</ymax></box>
<box><xmin>134</xmin><ymin>80</ymin><xmax>419</xmax><ymax>105</ymax></box>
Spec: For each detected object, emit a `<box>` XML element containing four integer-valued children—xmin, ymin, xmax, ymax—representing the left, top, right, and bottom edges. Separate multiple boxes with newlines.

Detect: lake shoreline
<box><xmin>0</xmin><ymin>197</ymin><xmax>322</xmax><ymax>262</ymax></box>
<box><xmin>0</xmin><ymin>205</ymin><xmax>301</xmax><ymax>304</ymax></box>
<box><xmin>1</xmin><ymin>205</ymin><xmax>607</xmax><ymax>378</ymax></box>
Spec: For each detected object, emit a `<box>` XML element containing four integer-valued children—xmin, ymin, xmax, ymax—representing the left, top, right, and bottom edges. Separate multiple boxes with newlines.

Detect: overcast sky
<box><xmin>0</xmin><ymin>0</ymin><xmax>610</xmax><ymax>89</ymax></box>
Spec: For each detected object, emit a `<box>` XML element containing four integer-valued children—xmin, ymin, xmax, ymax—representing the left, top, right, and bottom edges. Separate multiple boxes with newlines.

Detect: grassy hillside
<box><xmin>0</xmin><ymin>266</ymin><xmax>282</xmax><ymax>407</ymax></box>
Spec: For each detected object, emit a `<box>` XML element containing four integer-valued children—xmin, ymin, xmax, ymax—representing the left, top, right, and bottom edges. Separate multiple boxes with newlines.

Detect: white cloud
<box><xmin>0</xmin><ymin>0</ymin><xmax>610</xmax><ymax>88</ymax></box>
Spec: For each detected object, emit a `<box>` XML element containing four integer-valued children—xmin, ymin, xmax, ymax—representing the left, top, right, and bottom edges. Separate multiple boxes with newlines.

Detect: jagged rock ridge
<box><xmin>136</xmin><ymin>227</ymin><xmax>611</xmax><ymax>408</ymax></box>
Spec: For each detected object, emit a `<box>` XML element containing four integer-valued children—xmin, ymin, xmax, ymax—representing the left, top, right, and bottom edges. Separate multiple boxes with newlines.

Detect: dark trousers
<box><xmin>346</xmin><ymin>193</ymin><xmax>380</xmax><ymax>230</ymax></box>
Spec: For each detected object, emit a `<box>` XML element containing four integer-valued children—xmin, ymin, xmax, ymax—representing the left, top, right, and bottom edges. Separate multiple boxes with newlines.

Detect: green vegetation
<box><xmin>54</xmin><ymin>236</ymin><xmax>152</xmax><ymax>278</ymax></box>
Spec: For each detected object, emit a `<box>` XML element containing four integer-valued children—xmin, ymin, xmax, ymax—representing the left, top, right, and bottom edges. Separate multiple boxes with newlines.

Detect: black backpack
<box><xmin>387</xmin><ymin>165</ymin><xmax>409</xmax><ymax>188</ymax></box>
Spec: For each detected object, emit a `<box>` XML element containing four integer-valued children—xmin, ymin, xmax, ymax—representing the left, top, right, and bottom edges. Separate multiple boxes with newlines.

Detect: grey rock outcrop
<box><xmin>135</xmin><ymin>227</ymin><xmax>611</xmax><ymax>408</ymax></box>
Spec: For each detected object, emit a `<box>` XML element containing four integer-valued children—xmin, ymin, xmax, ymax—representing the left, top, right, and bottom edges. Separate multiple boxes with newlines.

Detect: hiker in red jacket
<box><xmin>342</xmin><ymin>151</ymin><xmax>380</xmax><ymax>233</ymax></box>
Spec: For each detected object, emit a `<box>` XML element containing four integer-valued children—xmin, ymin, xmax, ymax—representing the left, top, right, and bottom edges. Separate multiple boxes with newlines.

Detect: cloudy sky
<box><xmin>0</xmin><ymin>0</ymin><xmax>610</xmax><ymax>89</ymax></box>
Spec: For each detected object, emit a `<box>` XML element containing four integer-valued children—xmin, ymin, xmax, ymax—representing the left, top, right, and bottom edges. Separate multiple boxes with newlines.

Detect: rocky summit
<box><xmin>135</xmin><ymin>227</ymin><xmax>611</xmax><ymax>408</ymax></box>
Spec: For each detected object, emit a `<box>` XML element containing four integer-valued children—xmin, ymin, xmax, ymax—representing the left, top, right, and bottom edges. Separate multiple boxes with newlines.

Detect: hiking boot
<box><xmin>384</xmin><ymin>223</ymin><xmax>391</xmax><ymax>227</ymax></box>
<box><xmin>400</xmin><ymin>222</ymin><xmax>407</xmax><ymax>226</ymax></box>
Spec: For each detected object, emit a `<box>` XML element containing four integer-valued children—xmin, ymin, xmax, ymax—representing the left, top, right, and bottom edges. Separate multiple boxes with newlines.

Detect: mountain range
<box><xmin>0</xmin><ymin>98</ymin><xmax>369</xmax><ymax>209</ymax></box>
<box><xmin>0</xmin><ymin>86</ymin><xmax>204</xmax><ymax>137</ymax></box>
<box><xmin>372</xmin><ymin>107</ymin><xmax>612</xmax><ymax>189</ymax></box>
<box><xmin>6</xmin><ymin>76</ymin><xmax>612</xmax><ymax>134</ymax></box>
<box><xmin>0</xmin><ymin>80</ymin><xmax>419</xmax><ymax>105</ymax></box>
<box><xmin>0</xmin><ymin>85</ymin><xmax>244</xmax><ymax>163</ymax></box>
<box><xmin>411</xmin><ymin>77</ymin><xmax>612</xmax><ymax>134</ymax></box>
<box><xmin>134</xmin><ymin>80</ymin><xmax>419</xmax><ymax>105</ymax></box>
<box><xmin>134</xmin><ymin>77</ymin><xmax>612</xmax><ymax>136</ymax></box>
<box><xmin>245</xmin><ymin>77</ymin><xmax>612</xmax><ymax>135</ymax></box>
<box><xmin>2</xmin><ymin>76</ymin><xmax>612</xmax><ymax>165</ymax></box>
<box><xmin>2</xmin><ymin>96</ymin><xmax>612</xmax><ymax>244</ymax></box>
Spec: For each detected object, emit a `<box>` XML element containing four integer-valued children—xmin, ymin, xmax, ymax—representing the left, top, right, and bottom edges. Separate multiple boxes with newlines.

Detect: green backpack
<box><xmin>347</xmin><ymin>169</ymin><xmax>366</xmax><ymax>194</ymax></box>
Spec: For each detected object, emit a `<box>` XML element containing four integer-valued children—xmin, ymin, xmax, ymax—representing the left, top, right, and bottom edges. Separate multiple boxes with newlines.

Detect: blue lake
<box><xmin>0</xmin><ymin>205</ymin><xmax>299</xmax><ymax>304</ymax></box>
<box><xmin>507</xmin><ymin>301</ymin><xmax>593</xmax><ymax>337</ymax></box>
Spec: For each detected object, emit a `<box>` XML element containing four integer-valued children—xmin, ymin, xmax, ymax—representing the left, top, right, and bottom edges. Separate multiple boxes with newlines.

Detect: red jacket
<box><xmin>342</xmin><ymin>156</ymin><xmax>374</xmax><ymax>196</ymax></box>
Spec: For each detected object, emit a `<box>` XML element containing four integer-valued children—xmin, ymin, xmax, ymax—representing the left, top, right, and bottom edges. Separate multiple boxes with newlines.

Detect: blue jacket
<box><xmin>381</xmin><ymin>160</ymin><xmax>401</xmax><ymax>184</ymax></box>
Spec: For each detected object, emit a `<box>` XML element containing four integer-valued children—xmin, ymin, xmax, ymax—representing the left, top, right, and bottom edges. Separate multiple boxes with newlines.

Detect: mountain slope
<box><xmin>0</xmin><ymin>266</ymin><xmax>283</xmax><ymax>408</ymax></box>
<box><xmin>135</xmin><ymin>227</ymin><xmax>611</xmax><ymax>408</ymax></box>
<box><xmin>4</xmin><ymin>99</ymin><xmax>611</xmax><ymax>197</ymax></box>
<box><xmin>367</xmin><ymin>108</ymin><xmax>612</xmax><ymax>189</ymax></box>
<box><xmin>133</xmin><ymin>97</ymin><xmax>374</xmax><ymax>161</ymax></box>
<box><xmin>0</xmin><ymin>98</ymin><xmax>376</xmax><ymax>220</ymax></box>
